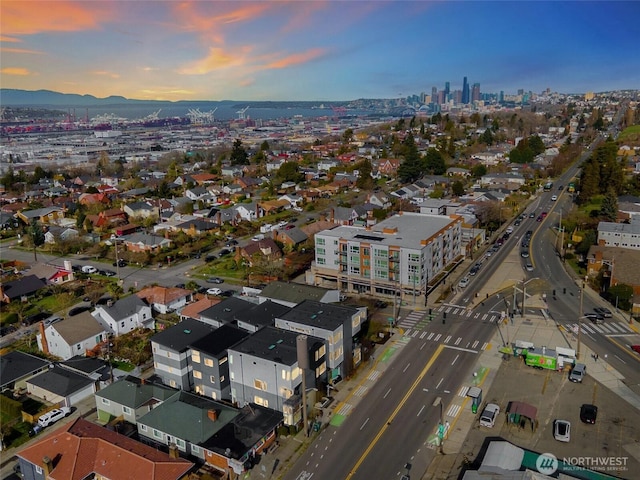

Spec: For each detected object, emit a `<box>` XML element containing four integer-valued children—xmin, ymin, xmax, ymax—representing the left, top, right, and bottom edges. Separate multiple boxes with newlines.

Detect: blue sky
<box><xmin>1</xmin><ymin>1</ymin><xmax>638</xmax><ymax>101</ymax></box>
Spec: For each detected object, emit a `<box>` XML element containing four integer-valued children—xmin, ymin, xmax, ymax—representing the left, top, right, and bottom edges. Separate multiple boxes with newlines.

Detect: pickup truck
<box><xmin>479</xmin><ymin>403</ymin><xmax>500</xmax><ymax>428</ymax></box>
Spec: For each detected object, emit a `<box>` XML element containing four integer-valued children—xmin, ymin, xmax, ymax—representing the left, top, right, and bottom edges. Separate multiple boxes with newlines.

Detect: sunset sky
<box><xmin>1</xmin><ymin>1</ymin><xmax>638</xmax><ymax>102</ymax></box>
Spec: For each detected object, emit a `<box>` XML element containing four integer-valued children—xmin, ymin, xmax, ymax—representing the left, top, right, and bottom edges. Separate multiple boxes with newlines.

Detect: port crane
<box><xmin>236</xmin><ymin>106</ymin><xmax>250</xmax><ymax>120</ymax></box>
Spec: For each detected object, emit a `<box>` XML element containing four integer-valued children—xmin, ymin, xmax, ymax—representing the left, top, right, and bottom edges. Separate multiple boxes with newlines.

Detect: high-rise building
<box><xmin>462</xmin><ymin>76</ymin><xmax>470</xmax><ymax>104</ymax></box>
<box><xmin>472</xmin><ymin>83</ymin><xmax>481</xmax><ymax>102</ymax></box>
<box><xmin>431</xmin><ymin>87</ymin><xmax>438</xmax><ymax>104</ymax></box>
<box><xmin>444</xmin><ymin>82</ymin><xmax>450</xmax><ymax>101</ymax></box>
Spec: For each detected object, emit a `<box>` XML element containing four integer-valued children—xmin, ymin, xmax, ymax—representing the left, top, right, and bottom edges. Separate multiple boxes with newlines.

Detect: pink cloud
<box><xmin>1</xmin><ymin>47</ymin><xmax>44</xmax><ymax>55</ymax></box>
<box><xmin>1</xmin><ymin>1</ymin><xmax>114</xmax><ymax>36</ymax></box>
<box><xmin>263</xmin><ymin>48</ymin><xmax>327</xmax><ymax>69</ymax></box>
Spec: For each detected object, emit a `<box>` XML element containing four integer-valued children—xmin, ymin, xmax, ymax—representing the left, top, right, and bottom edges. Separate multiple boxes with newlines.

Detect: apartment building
<box><xmin>598</xmin><ymin>216</ymin><xmax>640</xmax><ymax>250</ymax></box>
<box><xmin>310</xmin><ymin>211</ymin><xmax>463</xmax><ymax>301</ymax></box>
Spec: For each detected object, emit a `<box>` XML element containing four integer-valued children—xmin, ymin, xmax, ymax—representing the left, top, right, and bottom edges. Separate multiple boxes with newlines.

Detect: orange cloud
<box><xmin>0</xmin><ymin>35</ymin><xmax>21</xmax><ymax>43</ymax></box>
<box><xmin>178</xmin><ymin>46</ymin><xmax>250</xmax><ymax>75</ymax></box>
<box><xmin>1</xmin><ymin>67</ymin><xmax>31</xmax><ymax>76</ymax></box>
<box><xmin>1</xmin><ymin>47</ymin><xmax>43</xmax><ymax>55</ymax></box>
<box><xmin>263</xmin><ymin>48</ymin><xmax>327</xmax><ymax>69</ymax></box>
<box><xmin>90</xmin><ymin>70</ymin><xmax>120</xmax><ymax>79</ymax></box>
<box><xmin>1</xmin><ymin>1</ymin><xmax>113</xmax><ymax>36</ymax></box>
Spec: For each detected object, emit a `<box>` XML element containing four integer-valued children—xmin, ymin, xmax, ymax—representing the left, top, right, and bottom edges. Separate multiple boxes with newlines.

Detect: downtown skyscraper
<box><xmin>462</xmin><ymin>76</ymin><xmax>470</xmax><ymax>104</ymax></box>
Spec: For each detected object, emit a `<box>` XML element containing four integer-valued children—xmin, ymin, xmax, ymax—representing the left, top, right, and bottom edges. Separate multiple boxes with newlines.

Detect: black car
<box><xmin>218</xmin><ymin>248</ymin><xmax>231</xmax><ymax>257</ymax></box>
<box><xmin>205</xmin><ymin>254</ymin><xmax>217</xmax><ymax>262</ymax></box>
<box><xmin>101</xmin><ymin>269</ymin><xmax>117</xmax><ymax>277</ymax></box>
<box><xmin>220</xmin><ymin>290</ymin><xmax>235</xmax><ymax>297</ymax></box>
<box><xmin>584</xmin><ymin>312</ymin><xmax>605</xmax><ymax>323</ymax></box>
<box><xmin>207</xmin><ymin>277</ymin><xmax>224</xmax><ymax>284</ymax></box>
<box><xmin>23</xmin><ymin>311</ymin><xmax>52</xmax><ymax>326</ymax></box>
<box><xmin>113</xmin><ymin>259</ymin><xmax>127</xmax><ymax>267</ymax></box>
<box><xmin>594</xmin><ymin>307</ymin><xmax>612</xmax><ymax>318</ymax></box>
<box><xmin>580</xmin><ymin>404</ymin><xmax>598</xmax><ymax>424</ymax></box>
<box><xmin>225</xmin><ymin>240</ymin><xmax>238</xmax><ymax>247</ymax></box>
<box><xmin>469</xmin><ymin>264</ymin><xmax>481</xmax><ymax>276</ymax></box>
<box><xmin>68</xmin><ymin>305</ymin><xmax>91</xmax><ymax>316</ymax></box>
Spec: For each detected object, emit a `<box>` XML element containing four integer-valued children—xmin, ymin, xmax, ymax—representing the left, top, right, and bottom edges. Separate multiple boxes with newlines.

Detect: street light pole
<box><xmin>578</xmin><ymin>278</ymin><xmax>585</xmax><ymax>359</ymax></box>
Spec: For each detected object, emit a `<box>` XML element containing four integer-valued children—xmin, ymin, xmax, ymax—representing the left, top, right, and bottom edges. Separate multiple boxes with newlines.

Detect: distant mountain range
<box><xmin>0</xmin><ymin>89</ymin><xmax>351</xmax><ymax>109</ymax></box>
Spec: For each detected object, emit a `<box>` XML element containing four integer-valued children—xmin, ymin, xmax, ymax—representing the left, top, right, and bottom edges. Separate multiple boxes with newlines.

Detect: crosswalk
<box><xmin>397</xmin><ymin>304</ymin><xmax>504</xmax><ymax>330</ymax></box>
<box><xmin>564</xmin><ymin>320</ymin><xmax>636</xmax><ymax>336</ymax></box>
<box><xmin>401</xmin><ymin>327</ymin><xmax>490</xmax><ymax>351</ymax></box>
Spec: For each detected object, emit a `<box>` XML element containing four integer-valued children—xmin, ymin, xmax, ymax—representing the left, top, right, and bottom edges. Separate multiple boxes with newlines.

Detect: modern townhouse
<box><xmin>274</xmin><ymin>300</ymin><xmax>364</xmax><ymax>380</ymax></box>
<box><xmin>150</xmin><ymin>318</ymin><xmax>217</xmax><ymax>389</ymax></box>
<box><xmin>228</xmin><ymin>326</ymin><xmax>325</xmax><ymax>426</ymax></box>
<box><xmin>190</xmin><ymin>324</ymin><xmax>250</xmax><ymax>401</ymax></box>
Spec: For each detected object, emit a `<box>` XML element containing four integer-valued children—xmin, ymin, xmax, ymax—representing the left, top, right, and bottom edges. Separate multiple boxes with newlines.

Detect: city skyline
<box><xmin>1</xmin><ymin>1</ymin><xmax>639</xmax><ymax>102</ymax></box>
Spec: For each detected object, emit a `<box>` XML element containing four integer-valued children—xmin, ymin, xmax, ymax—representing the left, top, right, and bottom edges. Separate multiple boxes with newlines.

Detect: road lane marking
<box><xmin>427</xmin><ymin>333</ymin><xmax>434</xmax><ymax>340</ymax></box>
<box><xmin>434</xmin><ymin>334</ymin><xmax>442</xmax><ymax>341</ymax></box>
<box><xmin>444</xmin><ymin>335</ymin><xmax>452</xmax><ymax>343</ymax></box>
<box><xmin>445</xmin><ymin>345</ymin><xmax>479</xmax><ymax>354</ymax></box>
<box><xmin>345</xmin><ymin>344</ymin><xmax>445</xmax><ymax>480</ymax></box>
<box><xmin>436</xmin><ymin>378</ymin><xmax>443</xmax><ymax>389</ymax></box>
<box><xmin>458</xmin><ymin>386</ymin><xmax>469</xmax><ymax>397</ymax></box>
<box><xmin>383</xmin><ymin>388</ymin><xmax>391</xmax><ymax>399</ymax></box>
<box><xmin>417</xmin><ymin>405</ymin><xmax>425</xmax><ymax>417</ymax></box>
<box><xmin>455</xmin><ymin>337</ymin><xmax>462</xmax><ymax>345</ymax></box>
<box><xmin>451</xmin><ymin>354</ymin><xmax>459</xmax><ymax>366</ymax></box>
<box><xmin>446</xmin><ymin>404</ymin><xmax>461</xmax><ymax>418</ymax></box>
<box><xmin>360</xmin><ymin>418</ymin><xmax>370</xmax><ymax>430</ymax></box>
<box><xmin>403</xmin><ymin>363</ymin><xmax>411</xmax><ymax>373</ymax></box>
<box><xmin>420</xmin><ymin>342</ymin><xmax>426</xmax><ymax>350</ymax></box>
<box><xmin>472</xmin><ymin>340</ymin><xmax>479</xmax><ymax>349</ymax></box>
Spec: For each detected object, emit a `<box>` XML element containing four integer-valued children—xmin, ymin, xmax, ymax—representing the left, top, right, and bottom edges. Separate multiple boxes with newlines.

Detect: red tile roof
<box><xmin>17</xmin><ymin>418</ymin><xmax>193</xmax><ymax>480</ymax></box>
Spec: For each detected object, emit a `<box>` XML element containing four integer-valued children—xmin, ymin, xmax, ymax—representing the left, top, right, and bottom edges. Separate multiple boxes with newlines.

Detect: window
<box><xmin>254</xmin><ymin>379</ymin><xmax>267</xmax><ymax>391</ymax></box>
<box><xmin>316</xmin><ymin>362</ymin><xmax>326</xmax><ymax>377</ymax></box>
<box><xmin>140</xmin><ymin>424</ymin><xmax>147</xmax><ymax>431</ymax></box>
<box><xmin>317</xmin><ymin>247</ymin><xmax>326</xmax><ymax>255</ymax></box>
<box><xmin>209</xmin><ymin>375</ymin><xmax>215</xmax><ymax>383</ymax></box>
<box><xmin>230</xmin><ymin>372</ymin><xmax>235</xmax><ymax>381</ymax></box>
<box><xmin>193</xmin><ymin>371</ymin><xmax>202</xmax><ymax>379</ymax></box>
<box><xmin>204</xmin><ymin>358</ymin><xmax>213</xmax><ymax>367</ymax></box>
<box><xmin>153</xmin><ymin>429</ymin><xmax>163</xmax><ymax>439</ymax></box>
<box><xmin>314</xmin><ymin>344</ymin><xmax>326</xmax><ymax>360</ymax></box>
<box><xmin>192</xmin><ymin>445</ymin><xmax>201</xmax><ymax>454</ymax></box>
<box><xmin>254</xmin><ymin>396</ymin><xmax>269</xmax><ymax>407</ymax></box>
<box><xmin>76</xmin><ymin>344</ymin><xmax>82</xmax><ymax>350</ymax></box>
<box><xmin>101</xmin><ymin>398</ymin><xmax>110</xmax><ymax>406</ymax></box>
<box><xmin>317</xmin><ymin>257</ymin><xmax>326</xmax><ymax>265</ymax></box>
<box><xmin>192</xmin><ymin>351</ymin><xmax>201</xmax><ymax>363</ymax></box>
<box><xmin>122</xmin><ymin>406</ymin><xmax>132</xmax><ymax>415</ymax></box>
<box><xmin>280</xmin><ymin>387</ymin><xmax>293</xmax><ymax>399</ymax></box>
<box><xmin>292</xmin><ymin>367</ymin><xmax>301</xmax><ymax>379</ymax></box>
<box><xmin>120</xmin><ymin>321</ymin><xmax>125</xmax><ymax>328</ymax></box>
<box><xmin>36</xmin><ymin>466</ymin><xmax>42</xmax><ymax>474</ymax></box>
<box><xmin>220</xmin><ymin>375</ymin><xmax>225</xmax><ymax>382</ymax></box>
<box><xmin>176</xmin><ymin>439</ymin><xmax>186</xmax><ymax>449</ymax></box>
<box><xmin>317</xmin><ymin>237</ymin><xmax>325</xmax><ymax>245</ymax></box>
<box><xmin>219</xmin><ymin>356</ymin><xmax>228</xmax><ymax>365</ymax></box>
<box><xmin>229</xmin><ymin>354</ymin><xmax>233</xmax><ymax>364</ymax></box>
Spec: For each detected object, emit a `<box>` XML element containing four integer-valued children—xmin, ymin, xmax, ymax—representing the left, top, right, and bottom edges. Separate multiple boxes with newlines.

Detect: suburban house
<box><xmin>136</xmin><ymin>391</ymin><xmax>281</xmax><ymax>475</ymax></box>
<box><xmin>190</xmin><ymin>324</ymin><xmax>250</xmax><ymax>401</ymax></box>
<box><xmin>238</xmin><ymin>238</ymin><xmax>283</xmax><ymax>266</ymax></box>
<box><xmin>136</xmin><ymin>285</ymin><xmax>193</xmax><ymax>314</ymax></box>
<box><xmin>122</xmin><ymin>232</ymin><xmax>172</xmax><ymax>253</ymax></box>
<box><xmin>0</xmin><ymin>275</ymin><xmax>47</xmax><ymax>303</ymax></box>
<box><xmin>123</xmin><ymin>201</ymin><xmax>160</xmax><ymax>220</ymax></box>
<box><xmin>43</xmin><ymin>225</ymin><xmax>79</xmax><ymax>244</ymax></box>
<box><xmin>179</xmin><ymin>297</ymin><xmax>221</xmax><ymax>322</ymax></box>
<box><xmin>16</xmin><ymin>418</ymin><xmax>193</xmax><ymax>480</ymax></box>
<box><xmin>16</xmin><ymin>206</ymin><xmax>65</xmax><ymax>225</ymax></box>
<box><xmin>151</xmin><ymin>318</ymin><xmax>217</xmax><ymax>390</ymax></box>
<box><xmin>274</xmin><ymin>227</ymin><xmax>308</xmax><ymax>248</ymax></box>
<box><xmin>37</xmin><ymin>312</ymin><xmax>108</xmax><ymax>361</ymax></box>
<box><xmin>26</xmin><ymin>364</ymin><xmax>97</xmax><ymax>407</ymax></box>
<box><xmin>26</xmin><ymin>261</ymin><xmax>75</xmax><ymax>285</ymax></box>
<box><xmin>275</xmin><ymin>300</ymin><xmax>364</xmax><ymax>380</ymax></box>
<box><xmin>228</xmin><ymin>326</ymin><xmax>325</xmax><ymax>426</ymax></box>
<box><xmin>95</xmin><ymin>375</ymin><xmax>177</xmax><ymax>424</ymax></box>
<box><xmin>91</xmin><ymin>295</ymin><xmax>154</xmax><ymax>336</ymax></box>
<box><xmin>0</xmin><ymin>351</ymin><xmax>50</xmax><ymax>391</ymax></box>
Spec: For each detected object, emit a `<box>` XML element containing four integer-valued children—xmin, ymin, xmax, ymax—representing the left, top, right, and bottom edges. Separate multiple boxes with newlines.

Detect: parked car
<box><xmin>81</xmin><ymin>265</ymin><xmax>97</xmax><ymax>274</ymax></box>
<box><xmin>458</xmin><ymin>277</ymin><xmax>470</xmax><ymax>288</ymax></box>
<box><xmin>100</xmin><ymin>269</ymin><xmax>116</xmax><ymax>277</ymax></box>
<box><xmin>553</xmin><ymin>419</ymin><xmax>571</xmax><ymax>442</ymax></box>
<box><xmin>206</xmin><ymin>287</ymin><xmax>222</xmax><ymax>296</ymax></box>
<box><xmin>630</xmin><ymin>345</ymin><xmax>640</xmax><ymax>354</ymax></box>
<box><xmin>594</xmin><ymin>307</ymin><xmax>612</xmax><ymax>318</ymax></box>
<box><xmin>551</xmin><ymin>195</ymin><xmax>558</xmax><ymax>201</ymax></box>
<box><xmin>479</xmin><ymin>403</ymin><xmax>500</xmax><ymax>428</ymax></box>
<box><xmin>569</xmin><ymin>363</ymin><xmax>586</xmax><ymax>383</ymax></box>
<box><xmin>207</xmin><ymin>277</ymin><xmax>224</xmax><ymax>284</ymax></box>
<box><xmin>525</xmin><ymin>263</ymin><xmax>534</xmax><ymax>272</ymax></box>
<box><xmin>529</xmin><ymin>212</ymin><xmax>536</xmax><ymax>218</ymax></box>
<box><xmin>520</xmin><ymin>250</ymin><xmax>529</xmax><ymax>258</ymax></box>
<box><xmin>68</xmin><ymin>305</ymin><xmax>91</xmax><ymax>316</ymax></box>
<box><xmin>218</xmin><ymin>248</ymin><xmax>231</xmax><ymax>257</ymax></box>
<box><xmin>220</xmin><ymin>290</ymin><xmax>235</xmax><ymax>297</ymax></box>
<box><xmin>225</xmin><ymin>239</ymin><xmax>238</xmax><ymax>247</ymax></box>
<box><xmin>37</xmin><ymin>406</ymin><xmax>71</xmax><ymax>428</ymax></box>
<box><xmin>580</xmin><ymin>404</ymin><xmax>598</xmax><ymax>424</ymax></box>
<box><xmin>113</xmin><ymin>259</ymin><xmax>127</xmax><ymax>267</ymax></box>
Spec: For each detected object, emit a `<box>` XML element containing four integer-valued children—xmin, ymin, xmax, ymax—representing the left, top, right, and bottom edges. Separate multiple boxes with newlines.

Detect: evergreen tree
<box><xmin>578</xmin><ymin>158</ymin><xmax>600</xmax><ymax>203</ymax></box>
<box><xmin>230</xmin><ymin>139</ymin><xmax>249</xmax><ymax>165</ymax></box>
<box><xmin>480</xmin><ymin>128</ymin><xmax>494</xmax><ymax>146</ymax></box>
<box><xmin>423</xmin><ymin>148</ymin><xmax>446</xmax><ymax>175</ymax></box>
<box><xmin>600</xmin><ymin>189</ymin><xmax>618</xmax><ymax>221</ymax></box>
<box><xmin>451</xmin><ymin>180</ymin><xmax>465</xmax><ymax>197</ymax></box>
<box><xmin>397</xmin><ymin>132</ymin><xmax>422</xmax><ymax>183</ymax></box>
<box><xmin>356</xmin><ymin>159</ymin><xmax>374</xmax><ymax>190</ymax></box>
<box><xmin>27</xmin><ymin>220</ymin><xmax>45</xmax><ymax>261</ymax></box>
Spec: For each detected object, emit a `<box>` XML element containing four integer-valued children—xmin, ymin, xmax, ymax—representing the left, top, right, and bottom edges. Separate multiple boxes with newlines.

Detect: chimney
<box><xmin>42</xmin><ymin>456</ymin><xmax>54</xmax><ymax>476</ymax></box>
<box><xmin>39</xmin><ymin>321</ymin><xmax>50</xmax><ymax>354</ymax></box>
<box><xmin>168</xmin><ymin>443</ymin><xmax>179</xmax><ymax>459</ymax></box>
<box><xmin>207</xmin><ymin>409</ymin><xmax>218</xmax><ymax>422</ymax></box>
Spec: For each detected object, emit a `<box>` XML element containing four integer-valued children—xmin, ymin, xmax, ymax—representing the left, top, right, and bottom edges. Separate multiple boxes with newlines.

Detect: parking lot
<box><xmin>462</xmin><ymin>356</ymin><xmax>640</xmax><ymax>479</ymax></box>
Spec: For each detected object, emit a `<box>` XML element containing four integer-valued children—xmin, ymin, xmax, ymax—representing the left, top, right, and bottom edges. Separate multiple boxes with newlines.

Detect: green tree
<box><xmin>451</xmin><ymin>180</ymin><xmax>465</xmax><ymax>197</ymax></box>
<box><xmin>575</xmin><ymin>230</ymin><xmax>596</xmax><ymax>256</ymax></box>
<box><xmin>480</xmin><ymin>128</ymin><xmax>494</xmax><ymax>146</ymax></box>
<box><xmin>423</xmin><ymin>148</ymin><xmax>446</xmax><ymax>175</ymax></box>
<box><xmin>260</xmin><ymin>140</ymin><xmax>270</xmax><ymax>151</ymax></box>
<box><xmin>605</xmin><ymin>284</ymin><xmax>633</xmax><ymax>311</ymax></box>
<box><xmin>27</xmin><ymin>220</ymin><xmax>45</xmax><ymax>261</ymax></box>
<box><xmin>577</xmin><ymin>159</ymin><xmax>600</xmax><ymax>203</ymax></box>
<box><xmin>342</xmin><ymin>128</ymin><xmax>354</xmax><ymax>143</ymax></box>
<box><xmin>528</xmin><ymin>135</ymin><xmax>545</xmax><ymax>155</ymax></box>
<box><xmin>356</xmin><ymin>159</ymin><xmax>374</xmax><ymax>190</ymax></box>
<box><xmin>471</xmin><ymin>164</ymin><xmax>487</xmax><ymax>178</ymax></box>
<box><xmin>600</xmin><ymin>189</ymin><xmax>618</xmax><ymax>221</ymax></box>
<box><xmin>276</xmin><ymin>162</ymin><xmax>303</xmax><ymax>183</ymax></box>
<box><xmin>397</xmin><ymin>132</ymin><xmax>422</xmax><ymax>183</ymax></box>
<box><xmin>230</xmin><ymin>139</ymin><xmax>249</xmax><ymax>165</ymax></box>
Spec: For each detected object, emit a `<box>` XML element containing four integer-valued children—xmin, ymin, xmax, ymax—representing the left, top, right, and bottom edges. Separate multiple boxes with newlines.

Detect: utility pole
<box><xmin>578</xmin><ymin>279</ymin><xmax>584</xmax><ymax>359</ymax></box>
